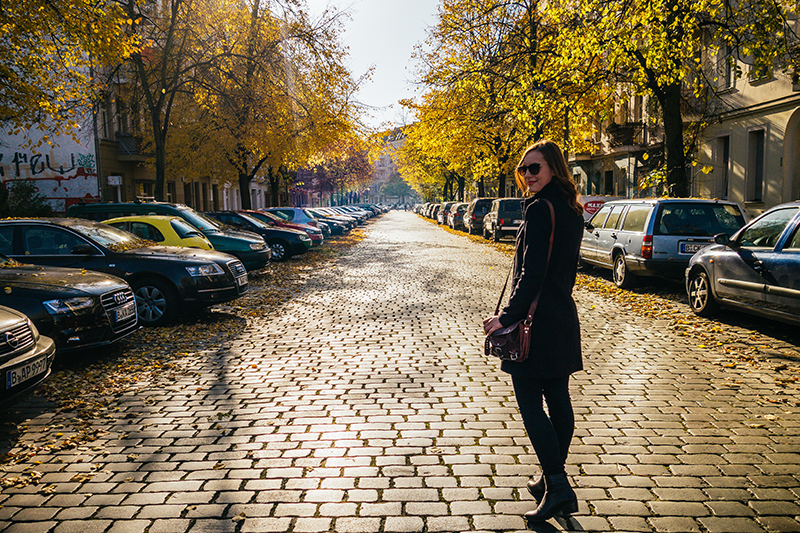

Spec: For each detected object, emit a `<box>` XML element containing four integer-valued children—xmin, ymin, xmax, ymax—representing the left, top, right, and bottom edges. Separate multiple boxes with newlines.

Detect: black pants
<box><xmin>511</xmin><ymin>374</ymin><xmax>574</xmax><ymax>476</ymax></box>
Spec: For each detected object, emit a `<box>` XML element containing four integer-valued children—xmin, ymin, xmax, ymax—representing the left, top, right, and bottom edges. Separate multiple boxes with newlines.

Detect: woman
<box><xmin>483</xmin><ymin>139</ymin><xmax>584</xmax><ymax>524</ymax></box>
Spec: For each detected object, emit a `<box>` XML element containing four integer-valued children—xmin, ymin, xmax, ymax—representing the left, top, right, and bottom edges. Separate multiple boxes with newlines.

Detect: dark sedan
<box><xmin>686</xmin><ymin>201</ymin><xmax>800</xmax><ymax>326</ymax></box>
<box><xmin>0</xmin><ymin>305</ymin><xmax>56</xmax><ymax>407</ymax></box>
<box><xmin>0</xmin><ymin>219</ymin><xmax>249</xmax><ymax>326</ymax></box>
<box><xmin>0</xmin><ymin>255</ymin><xmax>139</xmax><ymax>353</ymax></box>
<box><xmin>240</xmin><ymin>210</ymin><xmax>324</xmax><ymax>247</ymax></box>
<box><xmin>205</xmin><ymin>211</ymin><xmax>311</xmax><ymax>261</ymax></box>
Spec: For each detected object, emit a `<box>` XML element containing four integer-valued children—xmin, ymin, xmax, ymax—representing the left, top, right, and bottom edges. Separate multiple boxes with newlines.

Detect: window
<box><xmin>655</xmin><ymin>203</ymin><xmax>746</xmax><ymax>236</ymax></box>
<box><xmin>747</xmin><ymin>129</ymin><xmax>765</xmax><ymax>202</ymax></box>
<box><xmin>0</xmin><ymin>226</ymin><xmax>13</xmax><ymax>256</ymax></box>
<box><xmin>739</xmin><ymin>208</ymin><xmax>799</xmax><ymax>249</ymax></box>
<box><xmin>604</xmin><ymin>206</ymin><xmax>626</xmax><ymax>229</ymax></box>
<box><xmin>785</xmin><ymin>226</ymin><xmax>800</xmax><ymax>251</ymax></box>
<box><xmin>130</xmin><ymin>222</ymin><xmax>164</xmax><ymax>242</ymax></box>
<box><xmin>621</xmin><ymin>205</ymin><xmax>650</xmax><ymax>232</ymax></box>
<box><xmin>717</xmin><ymin>44</ymin><xmax>734</xmax><ymax>90</ymax></box>
<box><xmin>22</xmin><ymin>227</ymin><xmax>84</xmax><ymax>256</ymax></box>
<box><xmin>716</xmin><ymin>136</ymin><xmax>730</xmax><ymax>200</ymax></box>
<box><xmin>590</xmin><ymin>205</ymin><xmax>612</xmax><ymax>228</ymax></box>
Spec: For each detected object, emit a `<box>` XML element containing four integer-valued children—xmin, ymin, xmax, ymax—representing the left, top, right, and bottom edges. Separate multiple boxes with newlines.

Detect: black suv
<box><xmin>464</xmin><ymin>198</ymin><xmax>495</xmax><ymax>235</ymax></box>
<box><xmin>483</xmin><ymin>198</ymin><xmax>524</xmax><ymax>241</ymax></box>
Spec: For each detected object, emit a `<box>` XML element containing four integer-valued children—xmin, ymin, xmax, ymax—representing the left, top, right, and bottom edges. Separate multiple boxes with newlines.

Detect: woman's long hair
<box><xmin>514</xmin><ymin>139</ymin><xmax>583</xmax><ymax>216</ymax></box>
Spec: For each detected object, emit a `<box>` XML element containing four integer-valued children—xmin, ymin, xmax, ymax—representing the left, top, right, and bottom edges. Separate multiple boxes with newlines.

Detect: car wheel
<box><xmin>269</xmin><ymin>240</ymin><xmax>289</xmax><ymax>261</ymax></box>
<box><xmin>612</xmin><ymin>253</ymin><xmax>635</xmax><ymax>289</ymax></box>
<box><xmin>133</xmin><ymin>278</ymin><xmax>178</xmax><ymax>326</ymax></box>
<box><xmin>688</xmin><ymin>270</ymin><xmax>719</xmax><ymax>317</ymax></box>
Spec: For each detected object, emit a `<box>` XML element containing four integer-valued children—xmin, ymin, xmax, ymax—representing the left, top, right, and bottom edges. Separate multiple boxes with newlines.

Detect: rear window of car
<box><xmin>621</xmin><ymin>205</ymin><xmax>650</xmax><ymax>232</ymax></box>
<box><xmin>655</xmin><ymin>202</ymin><xmax>746</xmax><ymax>236</ymax></box>
<box><xmin>500</xmin><ymin>201</ymin><xmax>522</xmax><ymax>216</ymax></box>
<box><xmin>473</xmin><ymin>201</ymin><xmax>492</xmax><ymax>215</ymax></box>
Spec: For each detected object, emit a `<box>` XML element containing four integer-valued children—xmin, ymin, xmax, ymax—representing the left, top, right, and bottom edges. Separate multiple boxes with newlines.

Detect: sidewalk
<box><xmin>1</xmin><ymin>211</ymin><xmax>798</xmax><ymax>533</ymax></box>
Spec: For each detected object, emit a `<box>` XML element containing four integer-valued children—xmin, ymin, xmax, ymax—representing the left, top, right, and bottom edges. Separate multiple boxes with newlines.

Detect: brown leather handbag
<box><xmin>485</xmin><ymin>199</ymin><xmax>555</xmax><ymax>362</ymax></box>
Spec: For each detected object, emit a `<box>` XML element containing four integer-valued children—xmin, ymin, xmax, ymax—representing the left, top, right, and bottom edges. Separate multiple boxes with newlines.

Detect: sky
<box><xmin>304</xmin><ymin>0</ymin><xmax>441</xmax><ymax>131</ymax></box>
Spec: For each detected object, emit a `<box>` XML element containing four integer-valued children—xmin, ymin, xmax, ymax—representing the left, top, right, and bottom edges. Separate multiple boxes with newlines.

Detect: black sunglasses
<box><xmin>517</xmin><ymin>162</ymin><xmax>545</xmax><ymax>175</ymax></box>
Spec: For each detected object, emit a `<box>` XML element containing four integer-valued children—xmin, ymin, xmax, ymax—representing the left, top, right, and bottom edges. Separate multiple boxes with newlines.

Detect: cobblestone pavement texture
<box><xmin>2</xmin><ymin>211</ymin><xmax>799</xmax><ymax>533</ymax></box>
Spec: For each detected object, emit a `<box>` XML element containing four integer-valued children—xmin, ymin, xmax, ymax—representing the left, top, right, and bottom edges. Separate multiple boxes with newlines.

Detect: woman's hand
<box><xmin>483</xmin><ymin>315</ymin><xmax>503</xmax><ymax>335</ymax></box>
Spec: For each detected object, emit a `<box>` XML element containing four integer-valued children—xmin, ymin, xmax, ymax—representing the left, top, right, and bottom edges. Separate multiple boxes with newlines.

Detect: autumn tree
<box><xmin>1</xmin><ymin>0</ymin><xmax>137</xmax><ymax>139</ymax></box>
<box><xmin>310</xmin><ymin>139</ymin><xmax>373</xmax><ymax>205</ymax></box>
<box><xmin>402</xmin><ymin>0</ymin><xmax>605</xmax><ymax>199</ymax></box>
<box><xmin>545</xmin><ymin>0</ymin><xmax>799</xmax><ymax>196</ymax></box>
<box><xmin>170</xmin><ymin>0</ymin><xmax>363</xmax><ymax>209</ymax></box>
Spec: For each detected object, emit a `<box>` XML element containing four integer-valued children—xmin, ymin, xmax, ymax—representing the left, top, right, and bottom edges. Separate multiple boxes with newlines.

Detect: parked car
<box><xmin>264</xmin><ymin>208</ymin><xmax>331</xmax><ymax>237</ymax></box>
<box><xmin>686</xmin><ymin>201</ymin><xmax>800</xmax><ymax>325</ymax></box>
<box><xmin>483</xmin><ymin>198</ymin><xmax>525</xmax><ymax>241</ymax></box>
<box><xmin>306</xmin><ymin>208</ymin><xmax>357</xmax><ymax>230</ymax></box>
<box><xmin>0</xmin><ymin>255</ymin><xmax>139</xmax><ymax>353</ymax></box>
<box><xmin>103</xmin><ymin>215</ymin><xmax>214</xmax><ymax>250</ymax></box>
<box><xmin>447</xmin><ymin>202</ymin><xmax>468</xmax><ymax>230</ymax></box>
<box><xmin>204</xmin><ymin>211</ymin><xmax>311</xmax><ymax>261</ymax></box>
<box><xmin>0</xmin><ymin>305</ymin><xmax>56</xmax><ymax>408</ymax></box>
<box><xmin>0</xmin><ymin>218</ymin><xmax>250</xmax><ymax>326</ymax></box>
<box><xmin>67</xmin><ymin>201</ymin><xmax>271</xmax><ymax>271</ymax></box>
<box><xmin>464</xmin><ymin>198</ymin><xmax>495</xmax><ymax>235</ymax></box>
<box><xmin>580</xmin><ymin>198</ymin><xmax>747</xmax><ymax>288</ymax></box>
<box><xmin>437</xmin><ymin>202</ymin><xmax>456</xmax><ymax>225</ymax></box>
<box><xmin>240</xmin><ymin>210</ymin><xmax>324</xmax><ymax>246</ymax></box>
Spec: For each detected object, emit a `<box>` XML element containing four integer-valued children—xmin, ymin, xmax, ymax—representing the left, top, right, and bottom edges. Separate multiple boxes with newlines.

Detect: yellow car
<box><xmin>103</xmin><ymin>215</ymin><xmax>214</xmax><ymax>250</ymax></box>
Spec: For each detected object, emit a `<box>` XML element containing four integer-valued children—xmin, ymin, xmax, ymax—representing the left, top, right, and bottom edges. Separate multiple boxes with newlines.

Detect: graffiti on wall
<box><xmin>0</xmin><ymin>149</ymin><xmax>99</xmax><ymax>214</ymax></box>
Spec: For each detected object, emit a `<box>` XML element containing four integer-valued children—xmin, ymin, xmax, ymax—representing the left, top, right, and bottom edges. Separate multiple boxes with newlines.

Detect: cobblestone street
<box><xmin>2</xmin><ymin>210</ymin><xmax>799</xmax><ymax>533</ymax></box>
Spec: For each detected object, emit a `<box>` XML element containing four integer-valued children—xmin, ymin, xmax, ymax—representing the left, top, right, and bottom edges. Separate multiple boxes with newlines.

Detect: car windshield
<box><xmin>249</xmin><ymin>211</ymin><xmax>279</xmax><ymax>224</ymax></box>
<box><xmin>655</xmin><ymin>203</ymin><xmax>746</xmax><ymax>236</ymax></box>
<box><xmin>63</xmin><ymin>220</ymin><xmax>152</xmax><ymax>250</ymax></box>
<box><xmin>237</xmin><ymin>212</ymin><xmax>270</xmax><ymax>229</ymax></box>
<box><xmin>175</xmin><ymin>205</ymin><xmax>221</xmax><ymax>233</ymax></box>
<box><xmin>170</xmin><ymin>218</ymin><xmax>204</xmax><ymax>238</ymax></box>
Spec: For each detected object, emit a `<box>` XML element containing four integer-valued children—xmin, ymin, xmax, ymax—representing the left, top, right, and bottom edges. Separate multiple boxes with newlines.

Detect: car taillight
<box><xmin>641</xmin><ymin>235</ymin><xmax>653</xmax><ymax>259</ymax></box>
<box><xmin>498</xmin><ymin>218</ymin><xmax>505</xmax><ymax>225</ymax></box>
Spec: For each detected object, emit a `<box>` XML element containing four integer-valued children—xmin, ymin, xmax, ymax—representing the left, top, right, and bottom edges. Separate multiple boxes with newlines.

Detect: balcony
<box><xmin>606</xmin><ymin>121</ymin><xmax>644</xmax><ymax>148</ymax></box>
<box><xmin>116</xmin><ymin>133</ymin><xmax>150</xmax><ymax>161</ymax></box>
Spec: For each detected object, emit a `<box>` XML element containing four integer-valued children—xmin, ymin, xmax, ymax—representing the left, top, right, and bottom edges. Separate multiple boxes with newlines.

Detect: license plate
<box><xmin>115</xmin><ymin>302</ymin><xmax>136</xmax><ymax>321</ymax></box>
<box><xmin>681</xmin><ymin>242</ymin><xmax>707</xmax><ymax>254</ymax></box>
<box><xmin>236</xmin><ymin>274</ymin><xmax>248</xmax><ymax>286</ymax></box>
<box><xmin>513</xmin><ymin>220</ymin><xmax>523</xmax><ymax>224</ymax></box>
<box><xmin>6</xmin><ymin>356</ymin><xmax>48</xmax><ymax>389</ymax></box>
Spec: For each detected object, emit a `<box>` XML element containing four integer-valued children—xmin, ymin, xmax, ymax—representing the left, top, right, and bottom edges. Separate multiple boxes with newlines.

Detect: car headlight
<box><xmin>299</xmin><ymin>234</ymin><xmax>310</xmax><ymax>241</ymax></box>
<box><xmin>185</xmin><ymin>263</ymin><xmax>225</xmax><ymax>276</ymax></box>
<box><xmin>43</xmin><ymin>297</ymin><xmax>95</xmax><ymax>314</ymax></box>
<box><xmin>250</xmin><ymin>242</ymin><xmax>265</xmax><ymax>250</ymax></box>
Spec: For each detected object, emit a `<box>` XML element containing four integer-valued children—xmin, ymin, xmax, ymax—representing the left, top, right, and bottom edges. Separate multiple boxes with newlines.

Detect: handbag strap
<box><xmin>493</xmin><ymin>198</ymin><xmax>556</xmax><ymax>318</ymax></box>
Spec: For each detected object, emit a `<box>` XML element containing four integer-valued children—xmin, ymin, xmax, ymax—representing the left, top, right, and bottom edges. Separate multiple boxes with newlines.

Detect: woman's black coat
<box><xmin>497</xmin><ymin>181</ymin><xmax>584</xmax><ymax>379</ymax></box>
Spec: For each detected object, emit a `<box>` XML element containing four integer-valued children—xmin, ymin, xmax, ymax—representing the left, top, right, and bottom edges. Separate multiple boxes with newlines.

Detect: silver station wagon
<box><xmin>580</xmin><ymin>198</ymin><xmax>747</xmax><ymax>288</ymax></box>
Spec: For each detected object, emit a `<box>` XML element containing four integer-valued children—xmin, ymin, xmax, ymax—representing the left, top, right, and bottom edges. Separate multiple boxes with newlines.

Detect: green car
<box><xmin>66</xmin><ymin>201</ymin><xmax>272</xmax><ymax>271</ymax></box>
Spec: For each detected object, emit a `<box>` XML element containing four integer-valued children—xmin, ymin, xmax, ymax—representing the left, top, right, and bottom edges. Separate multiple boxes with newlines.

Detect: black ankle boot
<box><xmin>526</xmin><ymin>476</ymin><xmax>545</xmax><ymax>503</ymax></box>
<box><xmin>524</xmin><ymin>473</ymin><xmax>578</xmax><ymax>523</ymax></box>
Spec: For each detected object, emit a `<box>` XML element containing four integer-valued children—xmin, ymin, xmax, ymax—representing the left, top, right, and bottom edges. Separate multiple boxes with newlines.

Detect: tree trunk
<box><xmin>268</xmin><ymin>167</ymin><xmax>281</xmax><ymax>206</ymax></box>
<box><xmin>478</xmin><ymin>176</ymin><xmax>485</xmax><ymax>197</ymax></box>
<box><xmin>238</xmin><ymin>172</ymin><xmax>252</xmax><ymax>209</ymax></box>
<box><xmin>662</xmin><ymin>82</ymin><xmax>688</xmax><ymax>197</ymax></box>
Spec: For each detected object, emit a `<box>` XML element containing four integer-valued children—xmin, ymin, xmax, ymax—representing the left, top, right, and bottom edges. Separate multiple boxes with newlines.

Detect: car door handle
<box><xmin>594</xmin><ymin>232</ymin><xmax>600</xmax><ymax>237</ymax></box>
<box><xmin>611</xmin><ymin>233</ymin><xmax>617</xmax><ymax>239</ymax></box>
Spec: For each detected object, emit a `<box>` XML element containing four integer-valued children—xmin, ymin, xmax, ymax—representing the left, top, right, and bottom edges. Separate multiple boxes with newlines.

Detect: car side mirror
<box><xmin>714</xmin><ymin>233</ymin><xmax>734</xmax><ymax>247</ymax></box>
<box><xmin>584</xmin><ymin>221</ymin><xmax>594</xmax><ymax>231</ymax></box>
<box><xmin>71</xmin><ymin>244</ymin><xmax>96</xmax><ymax>255</ymax></box>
